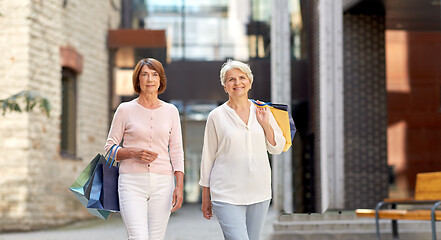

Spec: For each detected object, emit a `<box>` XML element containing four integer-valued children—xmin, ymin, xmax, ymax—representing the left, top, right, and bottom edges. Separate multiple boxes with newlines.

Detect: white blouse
<box><xmin>199</xmin><ymin>101</ymin><xmax>285</xmax><ymax>205</ymax></box>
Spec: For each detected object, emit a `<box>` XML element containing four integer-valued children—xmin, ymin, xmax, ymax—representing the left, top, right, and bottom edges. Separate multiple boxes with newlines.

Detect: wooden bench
<box><xmin>355</xmin><ymin>171</ymin><xmax>441</xmax><ymax>240</ymax></box>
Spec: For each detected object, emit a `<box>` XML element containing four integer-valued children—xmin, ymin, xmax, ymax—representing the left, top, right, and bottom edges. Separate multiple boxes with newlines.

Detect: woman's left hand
<box><xmin>171</xmin><ymin>185</ymin><xmax>183</xmax><ymax>212</ymax></box>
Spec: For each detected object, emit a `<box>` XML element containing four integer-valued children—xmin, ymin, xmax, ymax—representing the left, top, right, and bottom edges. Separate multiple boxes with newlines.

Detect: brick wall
<box><xmin>0</xmin><ymin>0</ymin><xmax>120</xmax><ymax>231</ymax></box>
<box><xmin>387</xmin><ymin>30</ymin><xmax>441</xmax><ymax>197</ymax></box>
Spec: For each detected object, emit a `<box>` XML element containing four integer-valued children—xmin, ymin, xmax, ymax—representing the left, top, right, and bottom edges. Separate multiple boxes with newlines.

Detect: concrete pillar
<box><xmin>318</xmin><ymin>0</ymin><xmax>344</xmax><ymax>211</ymax></box>
<box><xmin>271</xmin><ymin>0</ymin><xmax>292</xmax><ymax>213</ymax></box>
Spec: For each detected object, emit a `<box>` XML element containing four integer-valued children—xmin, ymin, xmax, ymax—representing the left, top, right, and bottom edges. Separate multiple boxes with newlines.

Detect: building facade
<box><xmin>0</xmin><ymin>0</ymin><xmax>120</xmax><ymax>231</ymax></box>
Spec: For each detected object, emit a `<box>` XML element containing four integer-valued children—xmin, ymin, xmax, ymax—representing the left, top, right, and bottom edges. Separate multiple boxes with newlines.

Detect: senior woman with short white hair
<box><xmin>199</xmin><ymin>59</ymin><xmax>285</xmax><ymax>240</ymax></box>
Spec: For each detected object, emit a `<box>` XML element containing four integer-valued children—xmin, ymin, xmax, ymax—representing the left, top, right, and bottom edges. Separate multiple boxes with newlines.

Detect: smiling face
<box><xmin>139</xmin><ymin>65</ymin><xmax>160</xmax><ymax>95</ymax></box>
<box><xmin>224</xmin><ymin>68</ymin><xmax>252</xmax><ymax>98</ymax></box>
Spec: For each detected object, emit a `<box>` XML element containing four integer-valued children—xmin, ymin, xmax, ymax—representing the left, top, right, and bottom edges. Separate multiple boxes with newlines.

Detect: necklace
<box><xmin>137</xmin><ymin>97</ymin><xmax>161</xmax><ymax>109</ymax></box>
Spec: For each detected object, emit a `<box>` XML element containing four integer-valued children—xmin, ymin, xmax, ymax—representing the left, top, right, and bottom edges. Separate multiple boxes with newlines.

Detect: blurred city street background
<box><xmin>1</xmin><ymin>0</ymin><xmax>441</xmax><ymax>239</ymax></box>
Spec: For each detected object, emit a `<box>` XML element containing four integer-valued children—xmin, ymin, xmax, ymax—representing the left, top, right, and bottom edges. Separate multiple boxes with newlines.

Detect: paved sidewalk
<box><xmin>0</xmin><ymin>204</ymin><xmax>277</xmax><ymax>240</ymax></box>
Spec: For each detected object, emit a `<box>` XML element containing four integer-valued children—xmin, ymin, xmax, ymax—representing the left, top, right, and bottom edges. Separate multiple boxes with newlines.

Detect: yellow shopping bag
<box><xmin>252</xmin><ymin>100</ymin><xmax>296</xmax><ymax>152</ymax></box>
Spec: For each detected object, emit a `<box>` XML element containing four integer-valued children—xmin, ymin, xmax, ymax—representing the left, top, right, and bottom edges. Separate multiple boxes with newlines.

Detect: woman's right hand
<box><xmin>201</xmin><ymin>187</ymin><xmax>213</xmax><ymax>220</ymax></box>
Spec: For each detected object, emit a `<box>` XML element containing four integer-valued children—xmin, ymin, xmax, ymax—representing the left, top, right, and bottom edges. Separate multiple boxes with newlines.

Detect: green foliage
<box><xmin>0</xmin><ymin>90</ymin><xmax>51</xmax><ymax>117</ymax></box>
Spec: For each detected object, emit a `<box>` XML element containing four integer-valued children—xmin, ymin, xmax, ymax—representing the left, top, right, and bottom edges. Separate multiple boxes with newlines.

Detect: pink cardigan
<box><xmin>105</xmin><ymin>99</ymin><xmax>184</xmax><ymax>175</ymax></box>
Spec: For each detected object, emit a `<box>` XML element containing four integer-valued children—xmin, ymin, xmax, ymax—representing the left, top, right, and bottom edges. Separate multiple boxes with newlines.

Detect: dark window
<box><xmin>61</xmin><ymin>68</ymin><xmax>77</xmax><ymax>158</ymax></box>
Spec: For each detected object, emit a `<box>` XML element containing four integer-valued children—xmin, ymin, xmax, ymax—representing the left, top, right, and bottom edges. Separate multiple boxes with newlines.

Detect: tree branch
<box><xmin>0</xmin><ymin>90</ymin><xmax>51</xmax><ymax>117</ymax></box>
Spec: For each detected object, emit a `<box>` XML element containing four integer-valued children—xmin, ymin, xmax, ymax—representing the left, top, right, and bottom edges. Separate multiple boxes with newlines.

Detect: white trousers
<box><xmin>118</xmin><ymin>173</ymin><xmax>174</xmax><ymax>240</ymax></box>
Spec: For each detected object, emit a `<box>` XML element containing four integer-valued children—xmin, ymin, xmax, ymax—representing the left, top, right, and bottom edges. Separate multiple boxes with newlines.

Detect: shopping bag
<box><xmin>87</xmin><ymin>162</ymin><xmax>104</xmax><ymax>209</ymax></box>
<box><xmin>251</xmin><ymin>100</ymin><xmax>296</xmax><ymax>151</ymax></box>
<box><xmin>87</xmin><ymin>145</ymin><xmax>120</xmax><ymax>212</ymax></box>
<box><xmin>69</xmin><ymin>148</ymin><xmax>114</xmax><ymax>219</ymax></box>
<box><xmin>101</xmin><ymin>148</ymin><xmax>120</xmax><ymax>212</ymax></box>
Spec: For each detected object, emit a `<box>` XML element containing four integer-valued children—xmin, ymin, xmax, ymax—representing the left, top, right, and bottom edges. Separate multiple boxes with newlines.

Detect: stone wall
<box><xmin>0</xmin><ymin>0</ymin><xmax>120</xmax><ymax>231</ymax></box>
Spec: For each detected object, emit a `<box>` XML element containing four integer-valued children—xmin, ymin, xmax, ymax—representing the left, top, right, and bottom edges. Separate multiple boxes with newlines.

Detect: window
<box><xmin>144</xmin><ymin>0</ymin><xmax>248</xmax><ymax>60</ymax></box>
<box><xmin>61</xmin><ymin>68</ymin><xmax>77</xmax><ymax>158</ymax></box>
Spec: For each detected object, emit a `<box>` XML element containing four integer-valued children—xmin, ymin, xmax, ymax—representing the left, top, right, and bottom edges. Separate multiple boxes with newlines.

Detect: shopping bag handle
<box><xmin>251</xmin><ymin>99</ymin><xmax>289</xmax><ymax>111</ymax></box>
<box><xmin>106</xmin><ymin>145</ymin><xmax>120</xmax><ymax>168</ymax></box>
<box><xmin>250</xmin><ymin>99</ymin><xmax>272</xmax><ymax>107</ymax></box>
<box><xmin>104</xmin><ymin>145</ymin><xmax>116</xmax><ymax>159</ymax></box>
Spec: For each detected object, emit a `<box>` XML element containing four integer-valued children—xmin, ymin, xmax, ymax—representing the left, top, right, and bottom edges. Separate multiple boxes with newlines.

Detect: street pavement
<box><xmin>0</xmin><ymin>203</ymin><xmax>277</xmax><ymax>240</ymax></box>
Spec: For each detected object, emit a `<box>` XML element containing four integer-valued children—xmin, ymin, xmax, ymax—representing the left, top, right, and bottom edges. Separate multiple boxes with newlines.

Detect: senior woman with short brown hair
<box><xmin>105</xmin><ymin>58</ymin><xmax>184</xmax><ymax>240</ymax></box>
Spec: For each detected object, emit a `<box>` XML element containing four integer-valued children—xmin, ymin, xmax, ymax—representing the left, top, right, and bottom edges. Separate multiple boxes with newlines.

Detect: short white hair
<box><xmin>219</xmin><ymin>59</ymin><xmax>254</xmax><ymax>86</ymax></box>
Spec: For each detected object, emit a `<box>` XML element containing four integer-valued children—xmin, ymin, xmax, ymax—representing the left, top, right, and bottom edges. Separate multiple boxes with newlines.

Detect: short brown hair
<box><xmin>132</xmin><ymin>58</ymin><xmax>167</xmax><ymax>94</ymax></box>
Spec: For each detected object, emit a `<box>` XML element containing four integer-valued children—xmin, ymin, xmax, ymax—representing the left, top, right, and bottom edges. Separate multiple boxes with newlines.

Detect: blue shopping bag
<box><xmin>87</xmin><ymin>145</ymin><xmax>120</xmax><ymax>212</ymax></box>
<box><xmin>69</xmin><ymin>146</ymin><xmax>117</xmax><ymax>219</ymax></box>
<box><xmin>101</xmin><ymin>150</ymin><xmax>120</xmax><ymax>212</ymax></box>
